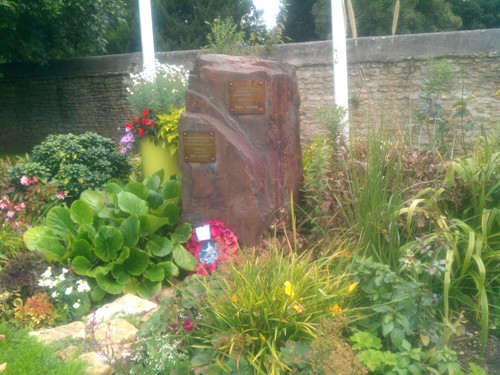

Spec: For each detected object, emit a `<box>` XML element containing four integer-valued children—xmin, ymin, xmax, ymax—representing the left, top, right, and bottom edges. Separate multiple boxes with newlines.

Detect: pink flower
<box><xmin>56</xmin><ymin>191</ymin><xmax>67</xmax><ymax>199</ymax></box>
<box><xmin>20</xmin><ymin>175</ymin><xmax>30</xmax><ymax>186</ymax></box>
<box><xmin>14</xmin><ymin>205</ymin><xmax>21</xmax><ymax>211</ymax></box>
<box><xmin>6</xmin><ymin>211</ymin><xmax>15</xmax><ymax>218</ymax></box>
<box><xmin>32</xmin><ymin>176</ymin><xmax>39</xmax><ymax>184</ymax></box>
<box><xmin>183</xmin><ymin>316</ymin><xmax>193</xmax><ymax>332</ymax></box>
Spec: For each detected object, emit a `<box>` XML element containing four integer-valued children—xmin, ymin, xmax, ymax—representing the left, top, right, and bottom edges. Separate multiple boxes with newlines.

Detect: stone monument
<box><xmin>179</xmin><ymin>54</ymin><xmax>302</xmax><ymax>246</ymax></box>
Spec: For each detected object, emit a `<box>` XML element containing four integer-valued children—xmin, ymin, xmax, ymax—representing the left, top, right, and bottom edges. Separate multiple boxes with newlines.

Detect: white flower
<box><xmin>58</xmin><ymin>274</ymin><xmax>66</xmax><ymax>282</ymax></box>
<box><xmin>76</xmin><ymin>280</ymin><xmax>91</xmax><ymax>293</ymax></box>
<box><xmin>73</xmin><ymin>302</ymin><xmax>80</xmax><ymax>309</ymax></box>
<box><xmin>41</xmin><ymin>268</ymin><xmax>52</xmax><ymax>278</ymax></box>
<box><xmin>65</xmin><ymin>287</ymin><xmax>73</xmax><ymax>295</ymax></box>
<box><xmin>51</xmin><ymin>291</ymin><xmax>59</xmax><ymax>298</ymax></box>
<box><xmin>62</xmin><ymin>268</ymin><xmax>69</xmax><ymax>274</ymax></box>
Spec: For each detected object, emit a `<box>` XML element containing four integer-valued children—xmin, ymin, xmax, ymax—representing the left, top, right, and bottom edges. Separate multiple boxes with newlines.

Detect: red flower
<box><xmin>143</xmin><ymin>108</ymin><xmax>149</xmax><ymax>116</ymax></box>
<box><xmin>138</xmin><ymin>128</ymin><xmax>145</xmax><ymax>136</ymax></box>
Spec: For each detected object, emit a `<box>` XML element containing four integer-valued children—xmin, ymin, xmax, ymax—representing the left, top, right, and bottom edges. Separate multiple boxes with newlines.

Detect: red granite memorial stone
<box><xmin>179</xmin><ymin>54</ymin><xmax>302</xmax><ymax>246</ymax></box>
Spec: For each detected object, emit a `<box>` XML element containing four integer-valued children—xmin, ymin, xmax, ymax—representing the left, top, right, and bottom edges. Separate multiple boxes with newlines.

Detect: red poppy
<box><xmin>186</xmin><ymin>219</ymin><xmax>239</xmax><ymax>275</ymax></box>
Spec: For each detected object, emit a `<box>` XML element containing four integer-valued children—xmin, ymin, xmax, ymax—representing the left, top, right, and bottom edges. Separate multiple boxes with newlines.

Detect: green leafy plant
<box><xmin>23</xmin><ymin>173</ymin><xmax>197</xmax><ymax>300</ymax></box>
<box><xmin>205</xmin><ymin>17</ymin><xmax>245</xmax><ymax>55</ymax></box>
<box><xmin>156</xmin><ymin>107</ymin><xmax>185</xmax><ymax>155</ymax></box>
<box><xmin>314</xmin><ymin>105</ymin><xmax>348</xmax><ymax>144</ymax></box>
<box><xmin>9</xmin><ymin>132</ymin><xmax>131</xmax><ymax>200</ymax></box>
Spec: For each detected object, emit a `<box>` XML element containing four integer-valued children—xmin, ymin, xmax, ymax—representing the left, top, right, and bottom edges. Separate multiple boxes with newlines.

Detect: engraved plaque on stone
<box><xmin>229</xmin><ymin>79</ymin><xmax>265</xmax><ymax>114</ymax></box>
<box><xmin>182</xmin><ymin>131</ymin><xmax>216</xmax><ymax>163</ymax></box>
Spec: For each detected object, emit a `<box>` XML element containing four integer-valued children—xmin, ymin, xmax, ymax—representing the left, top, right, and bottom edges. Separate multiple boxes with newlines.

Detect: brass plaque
<box><xmin>182</xmin><ymin>131</ymin><xmax>216</xmax><ymax>163</ymax></box>
<box><xmin>229</xmin><ymin>79</ymin><xmax>265</xmax><ymax>114</ymax></box>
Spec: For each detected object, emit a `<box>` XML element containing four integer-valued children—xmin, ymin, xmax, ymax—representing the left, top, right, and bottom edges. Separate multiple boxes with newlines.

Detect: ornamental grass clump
<box><xmin>190</xmin><ymin>247</ymin><xmax>357</xmax><ymax>374</ymax></box>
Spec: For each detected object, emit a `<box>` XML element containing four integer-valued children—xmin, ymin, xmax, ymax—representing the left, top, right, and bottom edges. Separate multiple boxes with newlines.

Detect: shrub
<box><xmin>14</xmin><ymin>292</ymin><xmax>57</xmax><ymax>328</ymax></box>
<box><xmin>9</xmin><ymin>132</ymin><xmax>131</xmax><ymax>200</ymax></box>
<box><xmin>23</xmin><ymin>173</ymin><xmax>197</xmax><ymax>300</ymax></box>
<box><xmin>0</xmin><ymin>251</ymin><xmax>47</xmax><ymax>299</ymax></box>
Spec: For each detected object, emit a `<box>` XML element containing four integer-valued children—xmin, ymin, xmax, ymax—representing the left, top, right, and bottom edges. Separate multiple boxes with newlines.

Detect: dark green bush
<box><xmin>8</xmin><ymin>132</ymin><xmax>131</xmax><ymax>199</ymax></box>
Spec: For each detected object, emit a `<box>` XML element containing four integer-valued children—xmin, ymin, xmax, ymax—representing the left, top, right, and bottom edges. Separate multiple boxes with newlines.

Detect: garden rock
<box><xmin>29</xmin><ymin>321</ymin><xmax>86</xmax><ymax>344</ymax></box>
<box><xmin>93</xmin><ymin>318</ymin><xmax>137</xmax><ymax>359</ymax></box>
<box><xmin>180</xmin><ymin>54</ymin><xmax>302</xmax><ymax>246</ymax></box>
<box><xmin>78</xmin><ymin>352</ymin><xmax>113</xmax><ymax>375</ymax></box>
<box><xmin>93</xmin><ymin>293</ymin><xmax>158</xmax><ymax>322</ymax></box>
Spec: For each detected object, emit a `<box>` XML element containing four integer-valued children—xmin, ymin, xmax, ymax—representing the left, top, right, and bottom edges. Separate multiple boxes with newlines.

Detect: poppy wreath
<box><xmin>185</xmin><ymin>219</ymin><xmax>239</xmax><ymax>275</ymax></box>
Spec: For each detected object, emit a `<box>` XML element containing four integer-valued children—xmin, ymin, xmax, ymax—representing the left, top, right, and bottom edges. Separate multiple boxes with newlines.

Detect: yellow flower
<box><xmin>231</xmin><ymin>294</ymin><xmax>237</xmax><ymax>303</ymax></box>
<box><xmin>284</xmin><ymin>281</ymin><xmax>294</xmax><ymax>298</ymax></box>
<box><xmin>291</xmin><ymin>302</ymin><xmax>305</xmax><ymax>313</ymax></box>
<box><xmin>259</xmin><ymin>333</ymin><xmax>267</xmax><ymax>343</ymax></box>
<box><xmin>347</xmin><ymin>282</ymin><xmax>358</xmax><ymax>294</ymax></box>
<box><xmin>330</xmin><ymin>304</ymin><xmax>341</xmax><ymax>315</ymax></box>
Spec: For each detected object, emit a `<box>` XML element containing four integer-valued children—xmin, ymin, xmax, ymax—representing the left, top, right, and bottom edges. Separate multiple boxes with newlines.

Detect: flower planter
<box><xmin>140</xmin><ymin>138</ymin><xmax>180</xmax><ymax>180</ymax></box>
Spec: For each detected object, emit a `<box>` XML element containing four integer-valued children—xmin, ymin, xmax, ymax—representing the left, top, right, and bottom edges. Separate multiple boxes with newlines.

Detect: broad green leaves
<box><xmin>23</xmin><ymin>176</ymin><xmax>195</xmax><ymax>300</ymax></box>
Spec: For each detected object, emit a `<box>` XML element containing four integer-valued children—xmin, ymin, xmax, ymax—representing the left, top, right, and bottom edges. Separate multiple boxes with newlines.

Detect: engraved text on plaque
<box><xmin>182</xmin><ymin>131</ymin><xmax>216</xmax><ymax>163</ymax></box>
<box><xmin>229</xmin><ymin>80</ymin><xmax>265</xmax><ymax>114</ymax></box>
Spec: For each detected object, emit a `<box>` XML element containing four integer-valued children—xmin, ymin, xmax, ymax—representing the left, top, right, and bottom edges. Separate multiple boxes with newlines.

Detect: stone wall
<box><xmin>0</xmin><ymin>29</ymin><xmax>498</xmax><ymax>153</ymax></box>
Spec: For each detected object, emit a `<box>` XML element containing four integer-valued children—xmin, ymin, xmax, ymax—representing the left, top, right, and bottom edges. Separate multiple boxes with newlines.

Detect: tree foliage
<box><xmin>152</xmin><ymin>0</ymin><xmax>257</xmax><ymax>51</ymax></box>
<box><xmin>0</xmin><ymin>0</ymin><xmax>126</xmax><ymax>63</ymax></box>
<box><xmin>283</xmin><ymin>0</ymin><xmax>497</xmax><ymax>42</ymax></box>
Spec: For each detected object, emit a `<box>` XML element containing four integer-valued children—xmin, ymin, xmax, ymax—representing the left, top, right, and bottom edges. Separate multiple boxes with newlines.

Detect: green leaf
<box><xmin>146</xmin><ymin>235</ymin><xmax>173</xmax><ymax>257</ymax></box>
<box><xmin>172</xmin><ymin>222</ymin><xmax>192</xmax><ymax>243</ymax></box>
<box><xmin>112</xmin><ymin>264</ymin><xmax>131</xmax><ymax>285</ymax></box>
<box><xmin>120</xmin><ymin>215</ymin><xmax>140</xmax><ymax>247</ymax></box>
<box><xmin>96</xmin><ymin>272</ymin><xmax>124</xmax><ymax>295</ymax></box>
<box><xmin>77</xmin><ymin>224</ymin><xmax>96</xmax><ymax>242</ymax></box>
<box><xmin>144</xmin><ymin>174</ymin><xmax>162</xmax><ymax>191</ymax></box>
<box><xmin>115</xmin><ymin>247</ymin><xmax>131</xmax><ymax>264</ymax></box>
<box><xmin>137</xmin><ymin>279</ymin><xmax>162</xmax><ymax>299</ymax></box>
<box><xmin>147</xmin><ymin>190</ymin><xmax>164</xmax><ymax>210</ymax></box>
<box><xmin>72</xmin><ymin>239</ymin><xmax>93</xmax><ymax>260</ymax></box>
<box><xmin>172</xmin><ymin>244</ymin><xmax>198</xmax><ymax>271</ymax></box>
<box><xmin>122</xmin><ymin>247</ymin><xmax>149</xmax><ymax>276</ymax></box>
<box><xmin>143</xmin><ymin>264</ymin><xmax>165</xmax><ymax>282</ymax></box>
<box><xmin>126</xmin><ymin>182</ymin><xmax>149</xmax><ymax>200</ymax></box>
<box><xmin>70</xmin><ymin>199</ymin><xmax>94</xmax><ymax>226</ymax></box>
<box><xmin>157</xmin><ymin>261</ymin><xmax>180</xmax><ymax>279</ymax></box>
<box><xmin>80</xmin><ymin>190</ymin><xmax>105</xmax><ymax>212</ymax></box>
<box><xmin>117</xmin><ymin>191</ymin><xmax>148</xmax><ymax>216</ymax></box>
<box><xmin>105</xmin><ymin>182</ymin><xmax>123</xmax><ymax>195</ymax></box>
<box><xmin>390</xmin><ymin>328</ymin><xmax>405</xmax><ymax>347</ymax></box>
<box><xmin>23</xmin><ymin>226</ymin><xmax>67</xmax><ymax>261</ymax></box>
<box><xmin>163</xmin><ymin>204</ymin><xmax>180</xmax><ymax>225</ymax></box>
<box><xmin>72</xmin><ymin>256</ymin><xmax>93</xmax><ymax>276</ymax></box>
<box><xmin>382</xmin><ymin>320</ymin><xmax>395</xmax><ymax>337</ymax></box>
<box><xmin>93</xmin><ymin>226</ymin><xmax>124</xmax><ymax>262</ymax></box>
<box><xmin>90</xmin><ymin>284</ymin><xmax>106</xmax><ymax>302</ymax></box>
<box><xmin>45</xmin><ymin>207</ymin><xmax>77</xmax><ymax>238</ymax></box>
<box><xmin>163</xmin><ymin>179</ymin><xmax>182</xmax><ymax>199</ymax></box>
<box><xmin>140</xmin><ymin>215</ymin><xmax>170</xmax><ymax>235</ymax></box>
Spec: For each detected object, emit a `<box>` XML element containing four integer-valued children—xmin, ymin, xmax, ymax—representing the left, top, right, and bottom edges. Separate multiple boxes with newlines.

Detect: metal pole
<box><xmin>331</xmin><ymin>0</ymin><xmax>349</xmax><ymax>139</ymax></box>
<box><xmin>138</xmin><ymin>0</ymin><xmax>155</xmax><ymax>73</ymax></box>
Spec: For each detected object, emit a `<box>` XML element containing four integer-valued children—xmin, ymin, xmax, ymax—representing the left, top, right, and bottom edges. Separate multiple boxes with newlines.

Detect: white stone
<box><xmin>29</xmin><ymin>321</ymin><xmax>86</xmax><ymax>344</ymax></box>
<box><xmin>91</xmin><ymin>293</ymin><xmax>158</xmax><ymax>323</ymax></box>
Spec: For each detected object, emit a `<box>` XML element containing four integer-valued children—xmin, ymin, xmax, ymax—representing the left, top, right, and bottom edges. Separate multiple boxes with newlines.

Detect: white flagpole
<box><xmin>331</xmin><ymin>0</ymin><xmax>349</xmax><ymax>139</ymax></box>
<box><xmin>138</xmin><ymin>0</ymin><xmax>155</xmax><ymax>73</ymax></box>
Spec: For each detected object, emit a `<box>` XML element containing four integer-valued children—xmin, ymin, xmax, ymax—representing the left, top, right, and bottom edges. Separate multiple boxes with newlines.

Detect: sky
<box><xmin>253</xmin><ymin>0</ymin><xmax>281</xmax><ymax>28</ymax></box>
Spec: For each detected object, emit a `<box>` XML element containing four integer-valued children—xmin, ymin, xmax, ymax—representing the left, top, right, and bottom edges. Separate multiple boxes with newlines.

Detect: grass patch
<box><xmin>0</xmin><ymin>322</ymin><xmax>87</xmax><ymax>375</ymax></box>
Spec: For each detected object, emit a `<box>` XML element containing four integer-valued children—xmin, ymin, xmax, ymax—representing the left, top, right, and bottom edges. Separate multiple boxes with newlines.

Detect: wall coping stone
<box><xmin>0</xmin><ymin>29</ymin><xmax>498</xmax><ymax>80</ymax></box>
